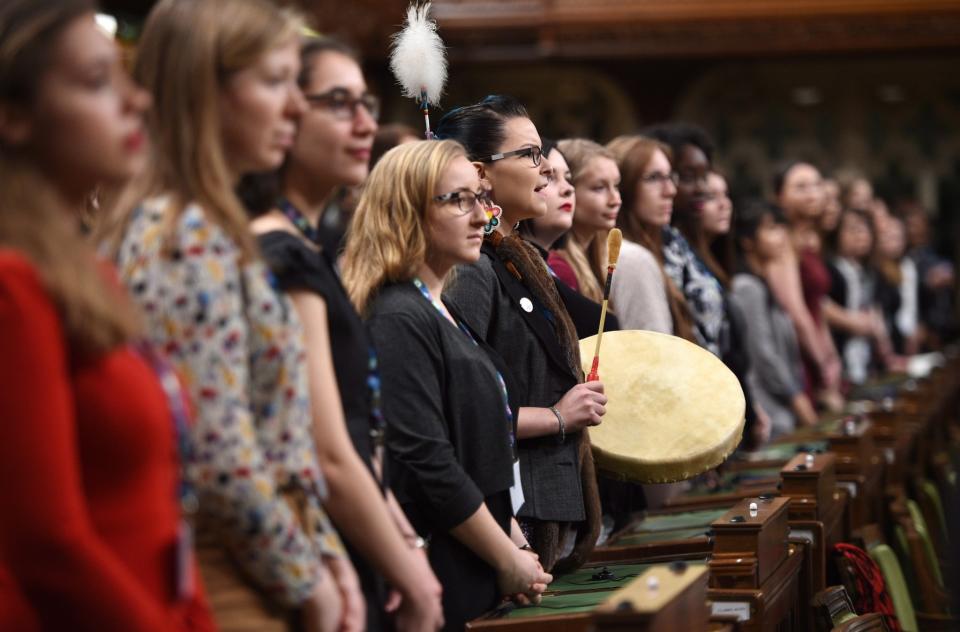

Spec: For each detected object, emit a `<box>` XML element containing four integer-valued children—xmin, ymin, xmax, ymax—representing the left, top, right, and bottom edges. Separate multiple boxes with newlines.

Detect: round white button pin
<box><xmin>520</xmin><ymin>297</ymin><xmax>534</xmax><ymax>312</ymax></box>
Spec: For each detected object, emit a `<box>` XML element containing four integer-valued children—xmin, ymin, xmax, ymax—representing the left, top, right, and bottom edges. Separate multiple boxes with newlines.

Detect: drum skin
<box><xmin>580</xmin><ymin>330</ymin><xmax>745</xmax><ymax>483</ymax></box>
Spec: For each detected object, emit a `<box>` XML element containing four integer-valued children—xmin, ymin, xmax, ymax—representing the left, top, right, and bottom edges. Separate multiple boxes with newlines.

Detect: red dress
<box><xmin>547</xmin><ymin>251</ymin><xmax>580</xmax><ymax>292</ymax></box>
<box><xmin>798</xmin><ymin>247</ymin><xmax>832</xmax><ymax>392</ymax></box>
<box><xmin>0</xmin><ymin>251</ymin><xmax>214</xmax><ymax>631</ymax></box>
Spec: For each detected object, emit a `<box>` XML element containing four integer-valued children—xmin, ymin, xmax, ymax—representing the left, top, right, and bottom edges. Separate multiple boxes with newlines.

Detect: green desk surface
<box><xmin>504</xmin><ymin>560</ymin><xmax>708</xmax><ymax>619</ymax></box>
<box><xmin>548</xmin><ymin>562</ymin><xmax>656</xmax><ymax>593</ymax></box>
<box><xmin>682</xmin><ymin>467</ymin><xmax>782</xmax><ymax>497</ymax></box>
<box><xmin>742</xmin><ymin>439</ymin><xmax>829</xmax><ymax>462</ymax></box>
<box><xmin>627</xmin><ymin>508</ymin><xmax>728</xmax><ymax>533</ymax></box>
<box><xmin>505</xmin><ymin>591</ymin><xmax>610</xmax><ymax>618</ymax></box>
<box><xmin>615</xmin><ymin>526</ymin><xmax>711</xmax><ymax>547</ymax></box>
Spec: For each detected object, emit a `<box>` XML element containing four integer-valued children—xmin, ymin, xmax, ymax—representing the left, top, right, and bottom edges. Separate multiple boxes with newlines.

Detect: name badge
<box><xmin>510</xmin><ymin>459</ymin><xmax>525</xmax><ymax>515</ymax></box>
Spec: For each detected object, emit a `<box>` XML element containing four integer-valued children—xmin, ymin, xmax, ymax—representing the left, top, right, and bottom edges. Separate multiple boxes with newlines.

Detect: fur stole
<box><xmin>487</xmin><ymin>231</ymin><xmax>601</xmax><ymax>573</ymax></box>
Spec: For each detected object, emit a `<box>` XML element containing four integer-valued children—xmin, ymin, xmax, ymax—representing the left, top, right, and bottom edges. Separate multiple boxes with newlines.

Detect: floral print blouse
<box><xmin>115</xmin><ymin>197</ymin><xmax>343</xmax><ymax>607</ymax></box>
<box><xmin>662</xmin><ymin>226</ymin><xmax>727</xmax><ymax>356</ymax></box>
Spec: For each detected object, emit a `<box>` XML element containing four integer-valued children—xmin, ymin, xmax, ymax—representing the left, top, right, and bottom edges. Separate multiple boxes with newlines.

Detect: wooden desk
<box><xmin>467</xmin><ymin>561</ymin><xmax>710</xmax><ymax>631</ymax></box>
<box><xmin>707</xmin><ymin>498</ymin><xmax>803</xmax><ymax>631</ymax></box>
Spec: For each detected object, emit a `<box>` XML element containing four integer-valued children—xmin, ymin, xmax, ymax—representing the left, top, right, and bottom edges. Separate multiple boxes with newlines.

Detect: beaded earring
<box><xmin>483</xmin><ymin>203</ymin><xmax>503</xmax><ymax>235</ymax></box>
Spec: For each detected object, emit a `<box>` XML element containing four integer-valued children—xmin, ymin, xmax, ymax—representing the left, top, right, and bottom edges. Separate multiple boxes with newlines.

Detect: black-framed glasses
<box><xmin>478</xmin><ymin>146</ymin><xmax>542</xmax><ymax>168</ymax></box>
<box><xmin>303</xmin><ymin>88</ymin><xmax>381</xmax><ymax>122</ymax></box>
<box><xmin>642</xmin><ymin>171</ymin><xmax>680</xmax><ymax>187</ymax></box>
<box><xmin>433</xmin><ymin>189</ymin><xmax>492</xmax><ymax>215</ymax></box>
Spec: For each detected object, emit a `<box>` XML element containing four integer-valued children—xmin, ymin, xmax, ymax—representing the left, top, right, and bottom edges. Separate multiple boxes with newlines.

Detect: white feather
<box><xmin>389</xmin><ymin>2</ymin><xmax>447</xmax><ymax>106</ymax></box>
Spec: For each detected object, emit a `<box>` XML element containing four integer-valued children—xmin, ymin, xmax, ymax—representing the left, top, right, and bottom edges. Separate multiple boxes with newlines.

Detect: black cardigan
<box><xmin>444</xmin><ymin>242</ymin><xmax>585</xmax><ymax>523</ymax></box>
<box><xmin>366</xmin><ymin>282</ymin><xmax>516</xmax><ymax>533</ymax></box>
<box><xmin>367</xmin><ymin>282</ymin><xmax>517</xmax><ymax>629</ymax></box>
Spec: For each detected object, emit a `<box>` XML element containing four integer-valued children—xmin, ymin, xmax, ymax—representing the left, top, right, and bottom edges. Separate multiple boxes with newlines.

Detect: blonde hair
<box><xmin>102</xmin><ymin>0</ymin><xmax>302</xmax><ymax>259</ymax></box>
<box><xmin>0</xmin><ymin>0</ymin><xmax>139</xmax><ymax>358</ymax></box>
<box><xmin>607</xmin><ymin>134</ymin><xmax>695</xmax><ymax>342</ymax></box>
<box><xmin>556</xmin><ymin>138</ymin><xmax>618</xmax><ymax>302</ymax></box>
<box><xmin>342</xmin><ymin>140</ymin><xmax>466</xmax><ymax>315</ymax></box>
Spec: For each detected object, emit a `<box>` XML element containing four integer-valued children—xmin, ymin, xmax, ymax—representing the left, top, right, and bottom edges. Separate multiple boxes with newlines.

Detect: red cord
<box><xmin>833</xmin><ymin>542</ymin><xmax>902</xmax><ymax>632</ymax></box>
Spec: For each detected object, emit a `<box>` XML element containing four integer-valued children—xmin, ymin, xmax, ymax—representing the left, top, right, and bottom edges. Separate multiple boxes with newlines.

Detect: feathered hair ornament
<box><xmin>389</xmin><ymin>2</ymin><xmax>448</xmax><ymax>139</ymax></box>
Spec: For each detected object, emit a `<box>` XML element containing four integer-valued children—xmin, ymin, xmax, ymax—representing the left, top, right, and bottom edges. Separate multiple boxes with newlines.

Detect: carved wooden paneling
<box><xmin>432</xmin><ymin>0</ymin><xmax>960</xmax><ymax>59</ymax></box>
<box><xmin>434</xmin><ymin>0</ymin><xmax>960</xmax><ymax>25</ymax></box>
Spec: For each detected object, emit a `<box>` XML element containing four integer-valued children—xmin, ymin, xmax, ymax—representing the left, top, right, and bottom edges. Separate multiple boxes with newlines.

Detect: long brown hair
<box><xmin>556</xmin><ymin>138</ymin><xmax>614</xmax><ymax>302</ymax></box>
<box><xmin>0</xmin><ymin>0</ymin><xmax>139</xmax><ymax>357</ymax></box>
<box><xmin>607</xmin><ymin>134</ymin><xmax>695</xmax><ymax>341</ymax></box>
<box><xmin>341</xmin><ymin>140</ymin><xmax>466</xmax><ymax>315</ymax></box>
<box><xmin>101</xmin><ymin>0</ymin><xmax>302</xmax><ymax>259</ymax></box>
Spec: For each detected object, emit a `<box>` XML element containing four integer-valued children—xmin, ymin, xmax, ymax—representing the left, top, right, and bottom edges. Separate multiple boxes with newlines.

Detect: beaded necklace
<box><xmin>278</xmin><ymin>197</ymin><xmax>321</xmax><ymax>245</ymax></box>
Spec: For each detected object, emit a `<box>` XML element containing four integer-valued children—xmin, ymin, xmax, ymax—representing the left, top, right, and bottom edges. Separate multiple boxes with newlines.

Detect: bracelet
<box><xmin>410</xmin><ymin>536</ymin><xmax>427</xmax><ymax>550</ymax></box>
<box><xmin>403</xmin><ymin>533</ymin><xmax>428</xmax><ymax>550</ymax></box>
<box><xmin>549</xmin><ymin>406</ymin><xmax>565</xmax><ymax>444</ymax></box>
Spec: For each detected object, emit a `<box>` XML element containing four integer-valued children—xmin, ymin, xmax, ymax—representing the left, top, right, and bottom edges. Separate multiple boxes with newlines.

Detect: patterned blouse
<box><xmin>115</xmin><ymin>197</ymin><xmax>343</xmax><ymax>607</ymax></box>
<box><xmin>661</xmin><ymin>226</ymin><xmax>727</xmax><ymax>356</ymax></box>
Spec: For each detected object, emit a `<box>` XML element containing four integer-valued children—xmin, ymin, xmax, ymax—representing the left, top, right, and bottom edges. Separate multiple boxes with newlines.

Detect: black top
<box><xmin>258</xmin><ymin>231</ymin><xmax>378</xmax><ymax>471</ymax></box>
<box><xmin>367</xmin><ymin>282</ymin><xmax>515</xmax><ymax>630</ymax></box>
<box><xmin>366</xmin><ymin>282</ymin><xmax>516</xmax><ymax>531</ymax></box>
<box><xmin>258</xmin><ymin>230</ymin><xmax>388</xmax><ymax>627</ymax></box>
<box><xmin>530</xmin><ymin>242</ymin><xmax>621</xmax><ymax>338</ymax></box>
<box><xmin>444</xmin><ymin>242</ymin><xmax>585</xmax><ymax>522</ymax></box>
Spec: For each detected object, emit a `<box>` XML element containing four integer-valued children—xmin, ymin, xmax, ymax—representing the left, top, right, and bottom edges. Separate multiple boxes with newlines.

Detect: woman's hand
<box><xmin>496</xmin><ymin>546</ymin><xmax>552</xmax><ymax>603</ymax></box>
<box><xmin>385</xmin><ymin>547</ymin><xmax>444</xmax><ymax>631</ymax></box>
<box><xmin>791</xmin><ymin>393</ymin><xmax>819</xmax><ymax>427</ymax></box>
<box><xmin>554</xmin><ymin>382</ymin><xmax>607</xmax><ymax>431</ymax></box>
<box><xmin>751</xmin><ymin>402</ymin><xmax>772</xmax><ymax>446</ymax></box>
<box><xmin>326</xmin><ymin>556</ymin><xmax>366</xmax><ymax>632</ymax></box>
<box><xmin>302</xmin><ymin>565</ymin><xmax>343</xmax><ymax>632</ymax></box>
<box><xmin>507</xmin><ymin>548</ymin><xmax>549</xmax><ymax>606</ymax></box>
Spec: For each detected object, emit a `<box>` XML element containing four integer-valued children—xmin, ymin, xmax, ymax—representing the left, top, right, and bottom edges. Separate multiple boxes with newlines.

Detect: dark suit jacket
<box><xmin>444</xmin><ymin>242</ymin><xmax>585</xmax><ymax>522</ymax></box>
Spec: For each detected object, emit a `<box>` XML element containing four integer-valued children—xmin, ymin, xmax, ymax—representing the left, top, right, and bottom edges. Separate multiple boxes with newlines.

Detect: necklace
<box><xmin>278</xmin><ymin>197</ymin><xmax>320</xmax><ymax>245</ymax></box>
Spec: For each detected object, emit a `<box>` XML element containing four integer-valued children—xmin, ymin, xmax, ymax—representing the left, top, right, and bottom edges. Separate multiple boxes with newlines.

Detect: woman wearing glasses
<box><xmin>607</xmin><ymin>135</ymin><xmax>694</xmax><ymax>339</ymax></box>
<box><xmin>342</xmin><ymin>140</ymin><xmax>552</xmax><ymax>630</ymax></box>
<box><xmin>437</xmin><ymin>96</ymin><xmax>605</xmax><ymax>573</ymax></box>
<box><xmin>246</xmin><ymin>36</ymin><xmax>444</xmax><ymax>632</ymax></box>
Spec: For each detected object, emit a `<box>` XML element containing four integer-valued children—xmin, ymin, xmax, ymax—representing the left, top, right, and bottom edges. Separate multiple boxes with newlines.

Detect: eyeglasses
<box><xmin>478</xmin><ymin>146</ymin><xmax>542</xmax><ymax>168</ymax></box>
<box><xmin>642</xmin><ymin>171</ymin><xmax>680</xmax><ymax>187</ymax></box>
<box><xmin>303</xmin><ymin>88</ymin><xmax>381</xmax><ymax>121</ymax></box>
<box><xmin>433</xmin><ymin>189</ymin><xmax>492</xmax><ymax>215</ymax></box>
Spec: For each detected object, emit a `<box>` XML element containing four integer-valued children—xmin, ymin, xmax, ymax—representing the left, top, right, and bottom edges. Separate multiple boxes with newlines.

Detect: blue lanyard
<box><xmin>134</xmin><ymin>343</ymin><xmax>197</xmax><ymax>516</ymax></box>
<box><xmin>411</xmin><ymin>278</ymin><xmax>516</xmax><ymax>454</ymax></box>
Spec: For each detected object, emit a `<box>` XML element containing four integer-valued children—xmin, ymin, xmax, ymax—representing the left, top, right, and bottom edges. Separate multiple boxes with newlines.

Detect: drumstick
<box><xmin>587</xmin><ymin>228</ymin><xmax>622</xmax><ymax>382</ymax></box>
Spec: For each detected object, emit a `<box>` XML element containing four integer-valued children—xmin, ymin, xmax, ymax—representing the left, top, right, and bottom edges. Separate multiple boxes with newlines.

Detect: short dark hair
<box><xmin>434</xmin><ymin>94</ymin><xmax>529</xmax><ymax>161</ymax></box>
<box><xmin>643</xmin><ymin>122</ymin><xmax>715</xmax><ymax>165</ymax></box>
<box><xmin>734</xmin><ymin>199</ymin><xmax>786</xmax><ymax>243</ymax></box>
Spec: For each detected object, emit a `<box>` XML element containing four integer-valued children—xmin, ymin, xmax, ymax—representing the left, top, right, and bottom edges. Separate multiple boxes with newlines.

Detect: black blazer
<box><xmin>444</xmin><ymin>242</ymin><xmax>585</xmax><ymax>522</ymax></box>
<box><xmin>366</xmin><ymin>282</ymin><xmax>515</xmax><ymax>629</ymax></box>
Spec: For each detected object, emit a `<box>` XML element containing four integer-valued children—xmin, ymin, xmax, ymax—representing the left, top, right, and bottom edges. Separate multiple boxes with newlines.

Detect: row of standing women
<box><xmin>1</xmin><ymin>0</ymin><xmax>953</xmax><ymax>631</ymax></box>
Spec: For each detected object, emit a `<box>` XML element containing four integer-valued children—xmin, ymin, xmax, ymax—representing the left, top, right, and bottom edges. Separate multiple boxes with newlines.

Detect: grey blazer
<box><xmin>444</xmin><ymin>242</ymin><xmax>584</xmax><ymax>522</ymax></box>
